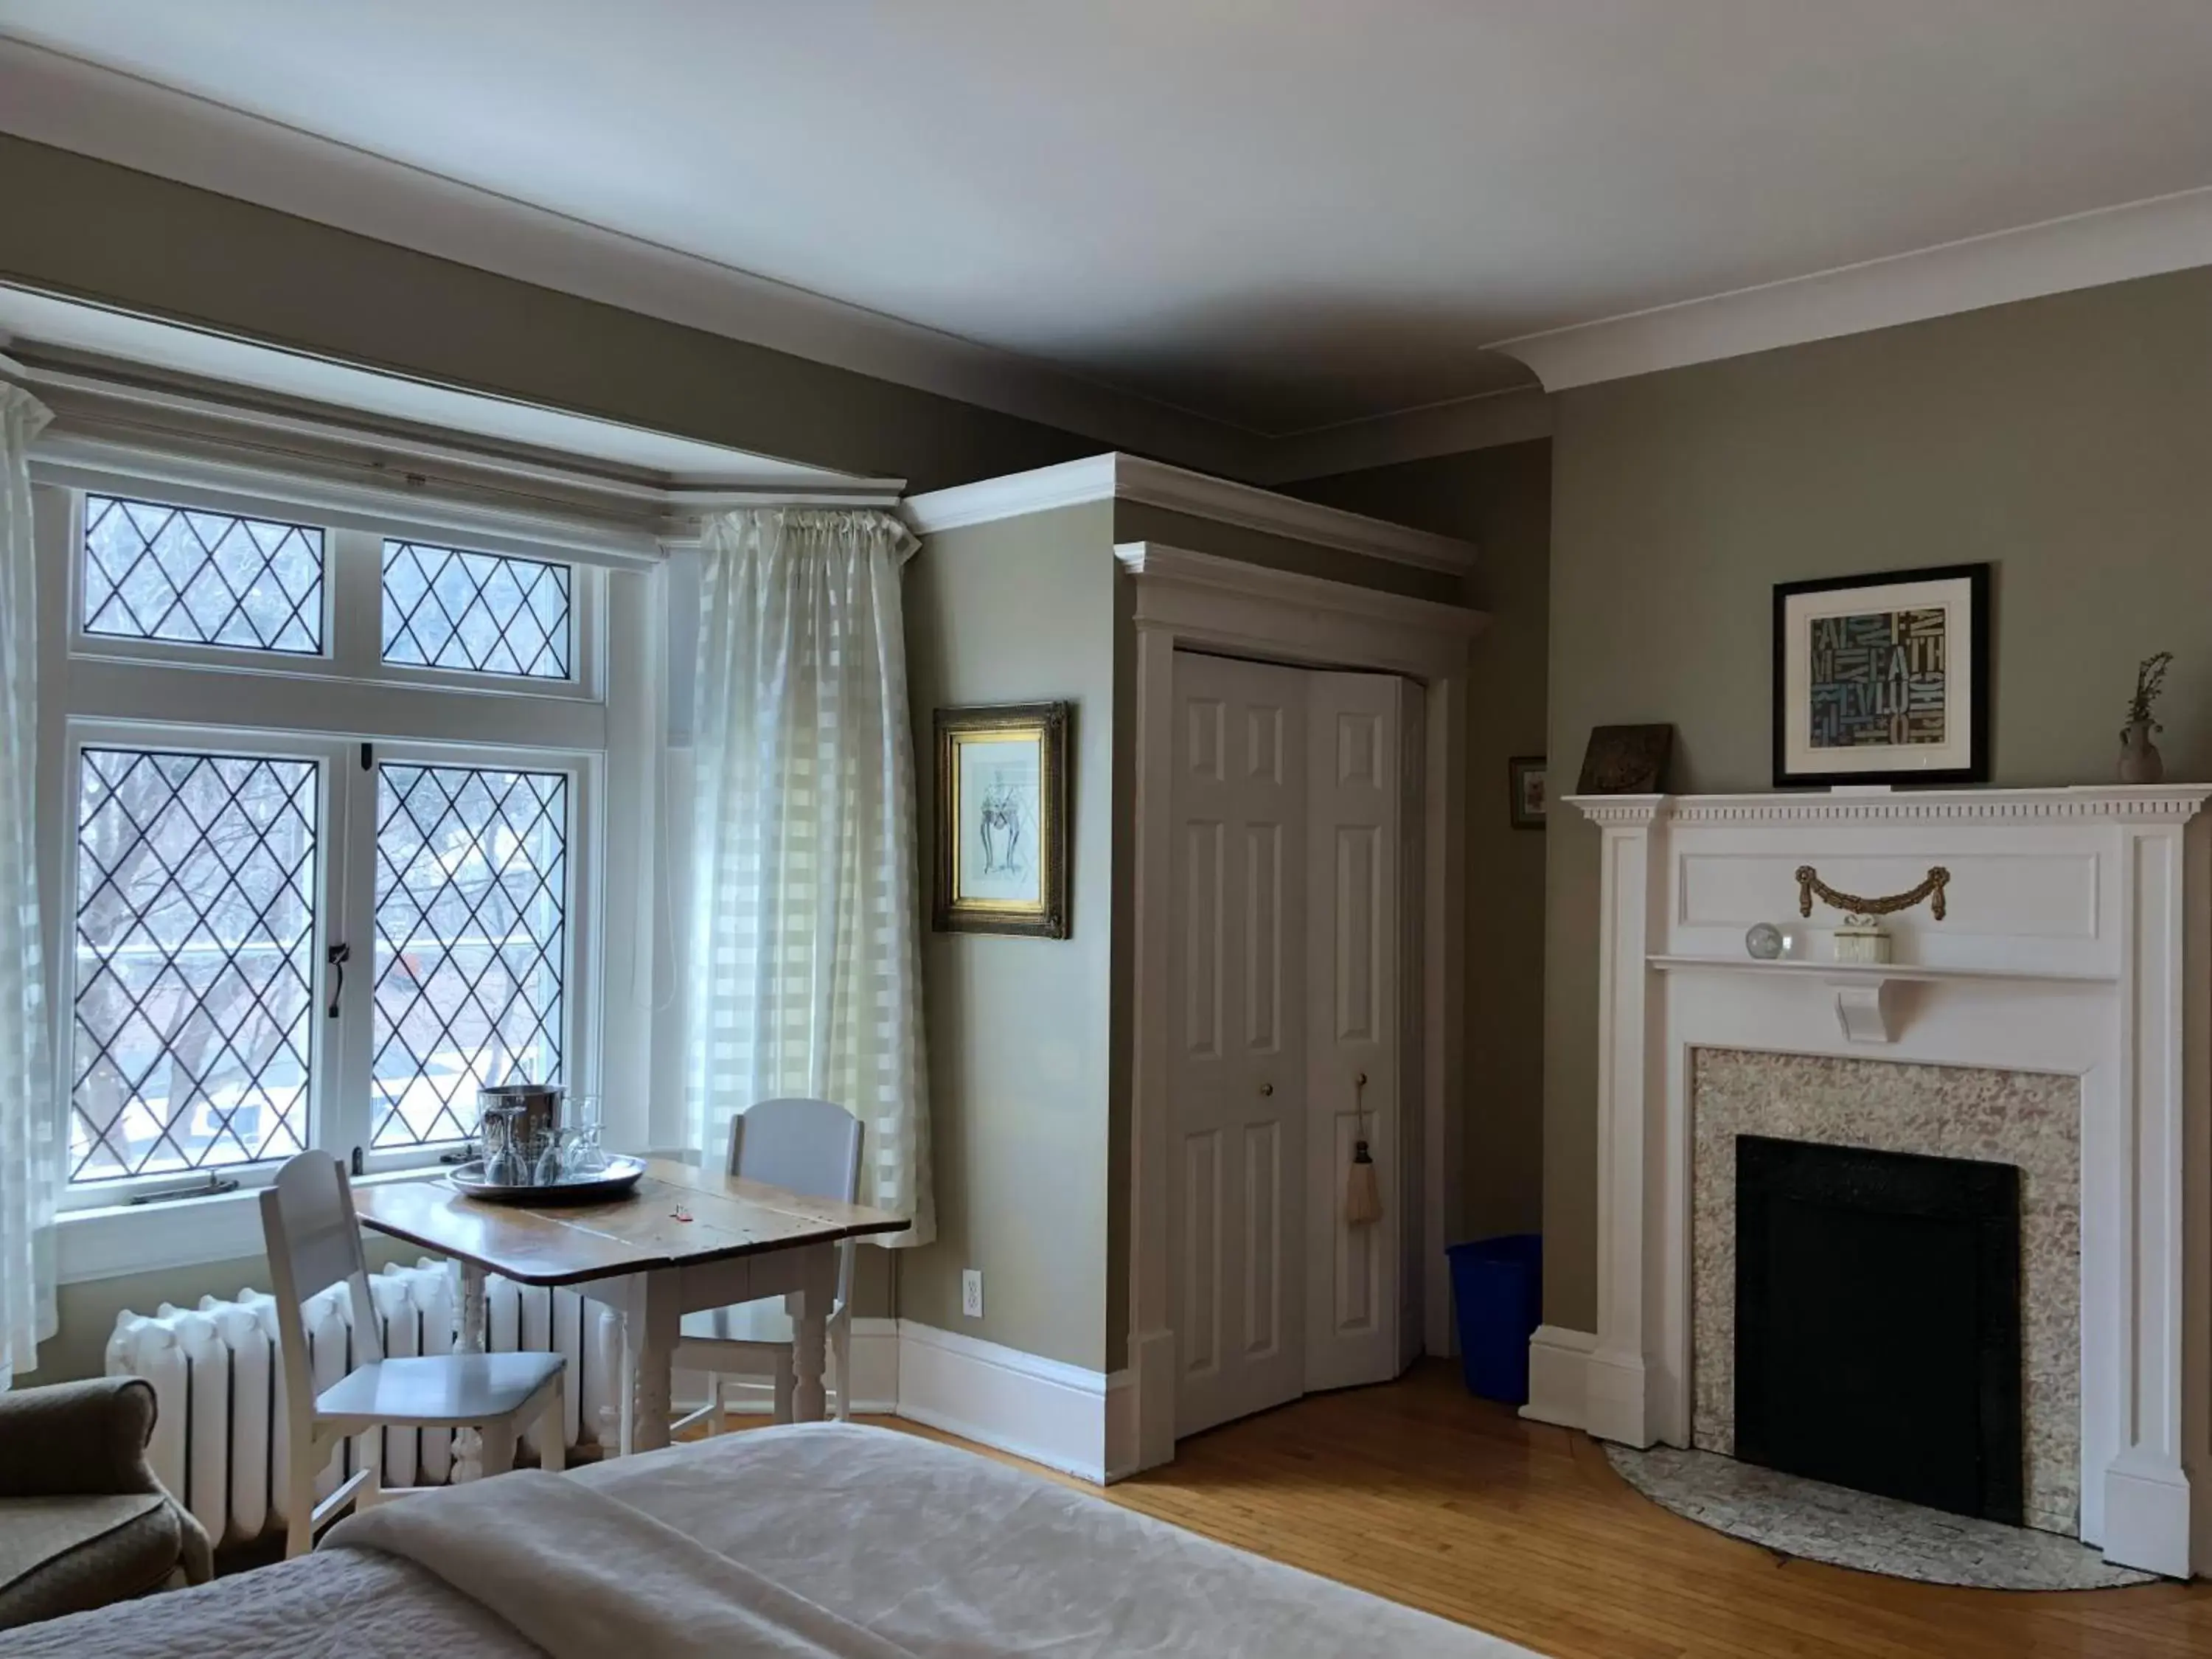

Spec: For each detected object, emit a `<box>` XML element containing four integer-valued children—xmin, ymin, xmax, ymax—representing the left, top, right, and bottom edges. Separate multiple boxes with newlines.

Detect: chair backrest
<box><xmin>260</xmin><ymin>1153</ymin><xmax>381</xmax><ymax>1434</ymax></box>
<box><xmin>728</xmin><ymin>1099</ymin><xmax>863</xmax><ymax>1205</ymax></box>
<box><xmin>730</xmin><ymin>1099</ymin><xmax>866</xmax><ymax>1320</ymax></box>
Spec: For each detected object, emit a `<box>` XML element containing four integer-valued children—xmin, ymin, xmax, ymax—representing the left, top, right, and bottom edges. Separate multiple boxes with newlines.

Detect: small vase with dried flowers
<box><xmin>2119</xmin><ymin>651</ymin><xmax>2173</xmax><ymax>784</ymax></box>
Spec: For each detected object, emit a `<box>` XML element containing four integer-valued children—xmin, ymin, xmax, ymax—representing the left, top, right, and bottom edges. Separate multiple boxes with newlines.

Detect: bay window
<box><xmin>38</xmin><ymin>479</ymin><xmax>619</xmax><ymax>1206</ymax></box>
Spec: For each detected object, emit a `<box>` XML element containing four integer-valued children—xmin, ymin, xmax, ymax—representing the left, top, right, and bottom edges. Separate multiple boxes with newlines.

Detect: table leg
<box><xmin>625</xmin><ymin>1270</ymin><xmax>679</xmax><ymax>1455</ymax></box>
<box><xmin>589</xmin><ymin>1278</ymin><xmax>638</xmax><ymax>1458</ymax></box>
<box><xmin>790</xmin><ymin>1246</ymin><xmax>832</xmax><ymax>1423</ymax></box>
<box><xmin>453</xmin><ymin>1262</ymin><xmax>488</xmax><ymax>1484</ymax></box>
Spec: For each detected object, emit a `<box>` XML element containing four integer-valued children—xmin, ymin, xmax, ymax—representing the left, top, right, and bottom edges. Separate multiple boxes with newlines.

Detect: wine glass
<box><xmin>565</xmin><ymin>1093</ymin><xmax>608</xmax><ymax>1177</ymax></box>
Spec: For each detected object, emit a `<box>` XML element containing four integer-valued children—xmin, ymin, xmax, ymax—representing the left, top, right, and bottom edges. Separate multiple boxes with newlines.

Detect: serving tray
<box><xmin>446</xmin><ymin>1154</ymin><xmax>647</xmax><ymax>1205</ymax></box>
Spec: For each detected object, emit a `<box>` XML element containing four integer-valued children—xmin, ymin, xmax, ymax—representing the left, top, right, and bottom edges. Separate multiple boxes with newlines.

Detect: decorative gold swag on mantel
<box><xmin>1795</xmin><ymin>864</ymin><xmax>1951</xmax><ymax>922</ymax></box>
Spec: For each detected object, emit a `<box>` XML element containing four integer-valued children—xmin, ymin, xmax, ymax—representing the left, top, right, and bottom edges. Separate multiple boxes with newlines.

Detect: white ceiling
<box><xmin>3</xmin><ymin>2</ymin><xmax>2211</xmax><ymax>452</ymax></box>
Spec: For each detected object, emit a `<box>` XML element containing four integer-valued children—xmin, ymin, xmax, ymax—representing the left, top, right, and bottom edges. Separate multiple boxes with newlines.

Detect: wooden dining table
<box><xmin>354</xmin><ymin>1158</ymin><xmax>908</xmax><ymax>1472</ymax></box>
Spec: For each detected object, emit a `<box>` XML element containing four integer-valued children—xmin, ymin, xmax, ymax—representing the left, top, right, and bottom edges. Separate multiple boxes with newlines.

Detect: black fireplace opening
<box><xmin>1734</xmin><ymin>1135</ymin><xmax>2023</xmax><ymax>1525</ymax></box>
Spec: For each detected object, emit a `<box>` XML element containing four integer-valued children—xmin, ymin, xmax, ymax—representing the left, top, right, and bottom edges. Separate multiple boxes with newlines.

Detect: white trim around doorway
<box><xmin>1113</xmin><ymin>540</ymin><xmax>1486</xmax><ymax>1478</ymax></box>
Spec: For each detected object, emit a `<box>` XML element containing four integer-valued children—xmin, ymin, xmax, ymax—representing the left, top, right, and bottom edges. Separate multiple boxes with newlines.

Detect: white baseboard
<box><xmin>894</xmin><ymin>1320</ymin><xmax>1111</xmax><ymax>1484</ymax></box>
<box><xmin>1519</xmin><ymin>1324</ymin><xmax>1596</xmax><ymax>1431</ymax></box>
<box><xmin>678</xmin><ymin>1318</ymin><xmax>1123</xmax><ymax>1486</ymax></box>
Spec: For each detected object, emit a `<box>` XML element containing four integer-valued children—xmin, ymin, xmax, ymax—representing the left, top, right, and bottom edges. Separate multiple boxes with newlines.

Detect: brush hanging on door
<box><xmin>1343</xmin><ymin>1071</ymin><xmax>1382</xmax><ymax>1226</ymax></box>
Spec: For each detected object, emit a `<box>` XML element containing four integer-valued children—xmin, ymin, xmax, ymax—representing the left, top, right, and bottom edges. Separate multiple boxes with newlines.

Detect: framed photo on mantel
<box><xmin>1773</xmin><ymin>563</ymin><xmax>1990</xmax><ymax>789</ymax></box>
<box><xmin>933</xmin><ymin>701</ymin><xmax>1071</xmax><ymax>938</ymax></box>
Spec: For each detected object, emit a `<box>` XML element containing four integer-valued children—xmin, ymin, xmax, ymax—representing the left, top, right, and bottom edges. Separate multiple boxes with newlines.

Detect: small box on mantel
<box><xmin>1832</xmin><ymin>917</ymin><xmax>1893</xmax><ymax>964</ymax></box>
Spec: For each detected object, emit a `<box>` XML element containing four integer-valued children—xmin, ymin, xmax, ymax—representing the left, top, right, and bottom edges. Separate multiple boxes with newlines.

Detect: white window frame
<box><xmin>346</xmin><ymin>736</ymin><xmax>599</xmax><ymax>1176</ymax></box>
<box><xmin>35</xmin><ymin>477</ymin><xmax>625</xmax><ymax>1219</ymax></box>
<box><xmin>66</xmin><ymin>474</ymin><xmax>604</xmax><ymax>705</ymax></box>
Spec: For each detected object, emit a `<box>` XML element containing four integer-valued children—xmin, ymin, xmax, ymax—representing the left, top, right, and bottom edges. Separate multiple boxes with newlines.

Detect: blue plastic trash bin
<box><xmin>1447</xmin><ymin>1234</ymin><xmax>1543</xmax><ymax>1404</ymax></box>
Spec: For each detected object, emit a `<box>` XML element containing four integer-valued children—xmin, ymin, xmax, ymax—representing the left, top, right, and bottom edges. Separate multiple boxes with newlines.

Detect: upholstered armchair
<box><xmin>0</xmin><ymin>1377</ymin><xmax>213</xmax><ymax>1630</ymax></box>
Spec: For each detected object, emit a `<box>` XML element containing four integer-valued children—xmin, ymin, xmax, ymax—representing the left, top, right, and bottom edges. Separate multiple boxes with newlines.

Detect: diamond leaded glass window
<box><xmin>81</xmin><ymin>495</ymin><xmax>325</xmax><ymax>653</ymax></box>
<box><xmin>70</xmin><ymin>748</ymin><xmax>319</xmax><ymax>1183</ymax></box>
<box><xmin>372</xmin><ymin>764</ymin><xmax>568</xmax><ymax>1148</ymax></box>
<box><xmin>381</xmin><ymin>542</ymin><xmax>573</xmax><ymax>679</ymax></box>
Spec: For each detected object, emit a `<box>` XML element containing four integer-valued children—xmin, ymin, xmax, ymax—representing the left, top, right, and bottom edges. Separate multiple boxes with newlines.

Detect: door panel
<box><xmin>1169</xmin><ymin>651</ymin><xmax>1307</xmax><ymax>1437</ymax></box>
<box><xmin>1304</xmin><ymin>672</ymin><xmax>1402</xmax><ymax>1394</ymax></box>
<box><xmin>1242</xmin><ymin>1120</ymin><xmax>1283</xmax><ymax>1359</ymax></box>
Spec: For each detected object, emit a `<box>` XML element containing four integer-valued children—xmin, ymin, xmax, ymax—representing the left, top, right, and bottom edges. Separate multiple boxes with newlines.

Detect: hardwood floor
<box><xmin>838</xmin><ymin>1363</ymin><xmax>2212</xmax><ymax>1659</ymax></box>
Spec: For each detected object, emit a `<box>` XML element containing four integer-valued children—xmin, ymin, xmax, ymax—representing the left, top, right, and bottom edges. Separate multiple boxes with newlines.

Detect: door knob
<box><xmin>1258</xmin><ymin>1081</ymin><xmax>1274</xmax><ymax>1097</ymax></box>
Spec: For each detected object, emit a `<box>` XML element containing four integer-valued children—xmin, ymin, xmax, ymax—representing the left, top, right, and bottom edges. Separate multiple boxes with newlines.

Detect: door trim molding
<box><xmin>1113</xmin><ymin>541</ymin><xmax>1482</xmax><ymax>1477</ymax></box>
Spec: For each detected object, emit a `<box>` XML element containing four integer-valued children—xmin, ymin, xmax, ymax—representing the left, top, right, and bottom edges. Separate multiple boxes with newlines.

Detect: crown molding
<box><xmin>1573</xmin><ymin>785</ymin><xmax>2212</xmax><ymax>830</ymax></box>
<box><xmin>1115</xmin><ymin>540</ymin><xmax>1487</xmax><ymax>638</ymax></box>
<box><xmin>0</xmin><ymin>37</ymin><xmax>1273</xmax><ymax>481</ymax></box>
<box><xmin>1489</xmin><ymin>185</ymin><xmax>2212</xmax><ymax>392</ymax></box>
<box><xmin>905</xmin><ymin>453</ymin><xmax>1478</xmax><ymax>576</ymax></box>
<box><xmin>1253</xmin><ymin>384</ymin><xmax>1552</xmax><ymax>484</ymax></box>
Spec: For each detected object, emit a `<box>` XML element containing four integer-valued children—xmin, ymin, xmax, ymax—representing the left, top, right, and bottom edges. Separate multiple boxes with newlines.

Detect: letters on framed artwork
<box><xmin>1773</xmin><ymin>563</ymin><xmax>1990</xmax><ymax>788</ymax></box>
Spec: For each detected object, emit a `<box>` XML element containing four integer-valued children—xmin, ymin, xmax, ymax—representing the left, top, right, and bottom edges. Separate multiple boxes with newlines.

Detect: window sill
<box><xmin>55</xmin><ymin>1166</ymin><xmax>448</xmax><ymax>1287</ymax></box>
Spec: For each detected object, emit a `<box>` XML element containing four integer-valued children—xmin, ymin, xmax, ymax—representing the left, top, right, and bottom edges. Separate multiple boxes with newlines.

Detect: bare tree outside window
<box><xmin>382</xmin><ymin>542</ymin><xmax>571</xmax><ymax>679</ymax></box>
<box><xmin>70</xmin><ymin>749</ymin><xmax>318</xmax><ymax>1182</ymax></box>
<box><xmin>82</xmin><ymin>496</ymin><xmax>323</xmax><ymax>654</ymax></box>
<box><xmin>372</xmin><ymin>765</ymin><xmax>567</xmax><ymax>1147</ymax></box>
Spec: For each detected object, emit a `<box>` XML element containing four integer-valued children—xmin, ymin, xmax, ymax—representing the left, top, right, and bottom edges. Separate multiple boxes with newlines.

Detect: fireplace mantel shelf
<box><xmin>1647</xmin><ymin>955</ymin><xmax>2115</xmax><ymax>1043</ymax></box>
<box><xmin>1647</xmin><ymin>954</ymin><xmax>2117</xmax><ymax>987</ymax></box>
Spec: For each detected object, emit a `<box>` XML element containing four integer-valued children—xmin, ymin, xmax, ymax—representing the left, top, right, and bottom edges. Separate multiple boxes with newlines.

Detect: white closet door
<box><xmin>1169</xmin><ymin>651</ymin><xmax>1309</xmax><ymax>1437</ymax></box>
<box><xmin>1303</xmin><ymin>671</ymin><xmax>1403</xmax><ymax>1394</ymax></box>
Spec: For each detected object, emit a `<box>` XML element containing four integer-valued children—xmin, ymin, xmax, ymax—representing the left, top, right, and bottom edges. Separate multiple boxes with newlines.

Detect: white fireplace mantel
<box><xmin>1558</xmin><ymin>785</ymin><xmax>2212</xmax><ymax>1578</ymax></box>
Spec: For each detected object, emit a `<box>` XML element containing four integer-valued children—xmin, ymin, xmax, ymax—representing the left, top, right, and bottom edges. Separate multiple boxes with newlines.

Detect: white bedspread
<box><xmin>0</xmin><ymin>1424</ymin><xmax>1543</xmax><ymax>1658</ymax></box>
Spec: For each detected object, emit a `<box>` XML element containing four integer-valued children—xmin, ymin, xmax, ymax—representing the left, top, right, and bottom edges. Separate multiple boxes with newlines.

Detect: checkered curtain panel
<box><xmin>0</xmin><ymin>381</ymin><xmax>58</xmax><ymax>1387</ymax></box>
<box><xmin>686</xmin><ymin>508</ymin><xmax>933</xmax><ymax>1247</ymax></box>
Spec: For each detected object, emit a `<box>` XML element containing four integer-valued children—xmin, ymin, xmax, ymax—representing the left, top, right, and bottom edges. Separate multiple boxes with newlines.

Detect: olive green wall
<box><xmin>1290</xmin><ymin>440</ymin><xmax>1553</xmax><ymax>1250</ymax></box>
<box><xmin>1540</xmin><ymin>265</ymin><xmax>2212</xmax><ymax>1330</ymax></box>
<box><xmin>0</xmin><ymin>134</ymin><xmax>1093</xmax><ymax>492</ymax></box>
<box><xmin>900</xmin><ymin>502</ymin><xmax>1122</xmax><ymax>1369</ymax></box>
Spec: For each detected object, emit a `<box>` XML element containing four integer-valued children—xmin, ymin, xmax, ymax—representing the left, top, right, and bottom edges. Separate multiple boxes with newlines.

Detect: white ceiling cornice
<box><xmin>905</xmin><ymin>453</ymin><xmax>1478</xmax><ymax>577</ymax></box>
<box><xmin>1252</xmin><ymin>386</ymin><xmax>1552</xmax><ymax>484</ymax></box>
<box><xmin>1489</xmin><ymin>184</ymin><xmax>2212</xmax><ymax>392</ymax></box>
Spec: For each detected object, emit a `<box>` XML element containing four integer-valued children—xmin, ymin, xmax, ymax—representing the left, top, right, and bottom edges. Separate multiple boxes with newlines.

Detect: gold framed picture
<box><xmin>933</xmin><ymin>701</ymin><xmax>1071</xmax><ymax>938</ymax></box>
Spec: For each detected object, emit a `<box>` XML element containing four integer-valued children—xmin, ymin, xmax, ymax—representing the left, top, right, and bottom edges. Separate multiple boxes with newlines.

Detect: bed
<box><xmin>0</xmin><ymin>1423</ymin><xmax>1539</xmax><ymax>1658</ymax></box>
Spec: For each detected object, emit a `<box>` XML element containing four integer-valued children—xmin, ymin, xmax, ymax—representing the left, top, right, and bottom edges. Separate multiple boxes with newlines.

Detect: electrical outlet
<box><xmin>961</xmin><ymin>1268</ymin><xmax>984</xmax><ymax>1319</ymax></box>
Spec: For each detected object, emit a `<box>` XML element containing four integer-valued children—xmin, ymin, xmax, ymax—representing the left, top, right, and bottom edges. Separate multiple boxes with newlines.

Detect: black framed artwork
<box><xmin>1773</xmin><ymin>563</ymin><xmax>1990</xmax><ymax>789</ymax></box>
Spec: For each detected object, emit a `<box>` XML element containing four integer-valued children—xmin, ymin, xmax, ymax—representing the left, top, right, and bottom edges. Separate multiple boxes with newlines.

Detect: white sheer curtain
<box><xmin>0</xmin><ymin>378</ymin><xmax>58</xmax><ymax>1388</ymax></box>
<box><xmin>686</xmin><ymin>507</ymin><xmax>933</xmax><ymax>1246</ymax></box>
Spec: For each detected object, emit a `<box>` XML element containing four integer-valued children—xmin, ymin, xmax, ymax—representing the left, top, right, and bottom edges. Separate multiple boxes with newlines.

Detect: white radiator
<box><xmin>106</xmin><ymin>1259</ymin><xmax>623</xmax><ymax>1548</ymax></box>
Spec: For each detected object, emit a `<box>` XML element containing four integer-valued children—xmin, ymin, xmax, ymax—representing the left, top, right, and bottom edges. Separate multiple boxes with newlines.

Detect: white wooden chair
<box><xmin>260</xmin><ymin>1152</ymin><xmax>567</xmax><ymax>1557</ymax></box>
<box><xmin>670</xmin><ymin>1098</ymin><xmax>863</xmax><ymax>1431</ymax></box>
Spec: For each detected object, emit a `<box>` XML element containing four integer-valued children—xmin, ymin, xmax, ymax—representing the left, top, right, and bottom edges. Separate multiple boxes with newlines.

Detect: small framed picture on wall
<box><xmin>1773</xmin><ymin>563</ymin><xmax>1990</xmax><ymax>788</ymax></box>
<box><xmin>933</xmin><ymin>701</ymin><xmax>1071</xmax><ymax>937</ymax></box>
<box><xmin>1508</xmin><ymin>755</ymin><xmax>1547</xmax><ymax>829</ymax></box>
